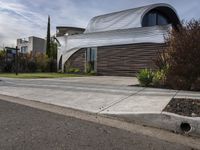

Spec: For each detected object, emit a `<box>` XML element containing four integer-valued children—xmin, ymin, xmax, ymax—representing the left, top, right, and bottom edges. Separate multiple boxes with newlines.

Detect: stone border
<box><xmin>101</xmin><ymin>111</ymin><xmax>200</xmax><ymax>138</ymax></box>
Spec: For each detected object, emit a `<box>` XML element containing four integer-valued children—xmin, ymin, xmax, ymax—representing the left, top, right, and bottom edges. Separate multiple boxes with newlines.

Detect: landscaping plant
<box><xmin>164</xmin><ymin>20</ymin><xmax>200</xmax><ymax>90</ymax></box>
<box><xmin>67</xmin><ymin>68</ymin><xmax>80</xmax><ymax>73</ymax></box>
<box><xmin>137</xmin><ymin>69</ymin><xmax>154</xmax><ymax>86</ymax></box>
<box><xmin>152</xmin><ymin>69</ymin><xmax>166</xmax><ymax>87</ymax></box>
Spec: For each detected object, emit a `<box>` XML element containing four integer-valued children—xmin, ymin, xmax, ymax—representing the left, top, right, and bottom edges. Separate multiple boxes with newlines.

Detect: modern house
<box><xmin>17</xmin><ymin>36</ymin><xmax>46</xmax><ymax>54</ymax></box>
<box><xmin>57</xmin><ymin>3</ymin><xmax>181</xmax><ymax>76</ymax></box>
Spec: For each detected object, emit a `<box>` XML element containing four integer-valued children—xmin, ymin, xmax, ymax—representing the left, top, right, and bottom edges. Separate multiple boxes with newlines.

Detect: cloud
<box><xmin>0</xmin><ymin>0</ymin><xmax>48</xmax><ymax>46</ymax></box>
<box><xmin>0</xmin><ymin>0</ymin><xmax>199</xmax><ymax>47</ymax></box>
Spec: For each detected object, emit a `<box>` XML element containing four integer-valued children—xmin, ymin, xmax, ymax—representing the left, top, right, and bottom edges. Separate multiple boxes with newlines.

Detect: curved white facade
<box><xmin>57</xmin><ymin>3</ymin><xmax>180</xmax><ymax>71</ymax></box>
<box><xmin>84</xmin><ymin>3</ymin><xmax>179</xmax><ymax>33</ymax></box>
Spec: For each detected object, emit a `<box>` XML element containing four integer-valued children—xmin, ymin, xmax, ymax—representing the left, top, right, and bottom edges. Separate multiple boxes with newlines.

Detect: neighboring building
<box><xmin>17</xmin><ymin>36</ymin><xmax>46</xmax><ymax>54</ymax></box>
<box><xmin>57</xmin><ymin>3</ymin><xmax>181</xmax><ymax>76</ymax></box>
<box><xmin>56</xmin><ymin>26</ymin><xmax>85</xmax><ymax>37</ymax></box>
<box><xmin>4</xmin><ymin>47</ymin><xmax>17</xmax><ymax>61</ymax></box>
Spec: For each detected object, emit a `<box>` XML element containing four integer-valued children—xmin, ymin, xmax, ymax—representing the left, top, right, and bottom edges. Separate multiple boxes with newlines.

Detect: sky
<box><xmin>0</xmin><ymin>0</ymin><xmax>199</xmax><ymax>47</ymax></box>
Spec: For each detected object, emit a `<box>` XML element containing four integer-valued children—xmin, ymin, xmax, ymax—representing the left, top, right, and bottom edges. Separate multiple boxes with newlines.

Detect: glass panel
<box><xmin>147</xmin><ymin>12</ymin><xmax>157</xmax><ymax>26</ymax></box>
<box><xmin>90</xmin><ymin>47</ymin><xmax>97</xmax><ymax>61</ymax></box>
<box><xmin>142</xmin><ymin>10</ymin><xmax>170</xmax><ymax>27</ymax></box>
<box><xmin>86</xmin><ymin>48</ymin><xmax>91</xmax><ymax>61</ymax></box>
<box><xmin>86</xmin><ymin>47</ymin><xmax>97</xmax><ymax>72</ymax></box>
<box><xmin>142</xmin><ymin>16</ymin><xmax>148</xmax><ymax>27</ymax></box>
<box><xmin>157</xmin><ymin>13</ymin><xmax>169</xmax><ymax>25</ymax></box>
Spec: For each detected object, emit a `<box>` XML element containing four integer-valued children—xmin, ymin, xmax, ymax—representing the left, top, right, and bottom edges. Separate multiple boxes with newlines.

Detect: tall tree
<box><xmin>46</xmin><ymin>15</ymin><xmax>51</xmax><ymax>58</ymax></box>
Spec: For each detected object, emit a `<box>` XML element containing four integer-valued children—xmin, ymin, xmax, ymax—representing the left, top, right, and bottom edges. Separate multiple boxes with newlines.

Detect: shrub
<box><xmin>3</xmin><ymin>61</ymin><xmax>14</xmax><ymax>72</ymax></box>
<box><xmin>46</xmin><ymin>58</ymin><xmax>57</xmax><ymax>72</ymax></box>
<box><xmin>137</xmin><ymin>69</ymin><xmax>154</xmax><ymax>86</ymax></box>
<box><xmin>64</xmin><ymin>62</ymin><xmax>70</xmax><ymax>73</ymax></box>
<box><xmin>152</xmin><ymin>70</ymin><xmax>166</xmax><ymax>87</ymax></box>
<box><xmin>27</xmin><ymin>61</ymin><xmax>37</xmax><ymax>72</ymax></box>
<box><xmin>0</xmin><ymin>50</ymin><xmax>6</xmax><ymax>72</ymax></box>
<box><xmin>154</xmin><ymin>49</ymin><xmax>169</xmax><ymax>71</ymax></box>
<box><xmin>34</xmin><ymin>53</ymin><xmax>49</xmax><ymax>72</ymax></box>
<box><xmin>85</xmin><ymin>63</ymin><xmax>97</xmax><ymax>75</ymax></box>
<box><xmin>163</xmin><ymin>20</ymin><xmax>200</xmax><ymax>90</ymax></box>
<box><xmin>191</xmin><ymin>78</ymin><xmax>200</xmax><ymax>91</ymax></box>
<box><xmin>74</xmin><ymin>68</ymin><xmax>80</xmax><ymax>73</ymax></box>
<box><xmin>0</xmin><ymin>52</ymin><xmax>57</xmax><ymax>73</ymax></box>
<box><xmin>88</xmin><ymin>70</ymin><xmax>96</xmax><ymax>75</ymax></box>
<box><xmin>67</xmin><ymin>68</ymin><xmax>80</xmax><ymax>73</ymax></box>
<box><xmin>86</xmin><ymin>63</ymin><xmax>92</xmax><ymax>74</ymax></box>
<box><xmin>67</xmin><ymin>68</ymin><xmax>74</xmax><ymax>73</ymax></box>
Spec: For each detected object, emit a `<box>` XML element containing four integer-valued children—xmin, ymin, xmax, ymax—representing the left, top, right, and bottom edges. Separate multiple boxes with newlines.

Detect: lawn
<box><xmin>0</xmin><ymin>73</ymin><xmax>83</xmax><ymax>79</ymax></box>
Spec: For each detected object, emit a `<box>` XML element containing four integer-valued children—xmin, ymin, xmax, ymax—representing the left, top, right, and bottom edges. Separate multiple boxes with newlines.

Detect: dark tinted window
<box><xmin>142</xmin><ymin>10</ymin><xmax>170</xmax><ymax>27</ymax></box>
<box><xmin>148</xmin><ymin>12</ymin><xmax>157</xmax><ymax>26</ymax></box>
<box><xmin>157</xmin><ymin>13</ymin><xmax>169</xmax><ymax>25</ymax></box>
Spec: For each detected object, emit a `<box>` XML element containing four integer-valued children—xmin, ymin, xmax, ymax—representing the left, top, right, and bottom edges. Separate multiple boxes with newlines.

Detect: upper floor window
<box><xmin>142</xmin><ymin>10</ymin><xmax>170</xmax><ymax>27</ymax></box>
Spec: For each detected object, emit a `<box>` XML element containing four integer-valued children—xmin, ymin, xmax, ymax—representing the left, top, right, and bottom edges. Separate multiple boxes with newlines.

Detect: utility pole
<box><xmin>46</xmin><ymin>15</ymin><xmax>51</xmax><ymax>58</ymax></box>
<box><xmin>15</xmin><ymin>46</ymin><xmax>19</xmax><ymax>75</ymax></box>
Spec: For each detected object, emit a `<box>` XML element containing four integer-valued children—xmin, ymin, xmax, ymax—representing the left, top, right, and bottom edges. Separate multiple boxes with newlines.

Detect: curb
<box><xmin>101</xmin><ymin>111</ymin><xmax>200</xmax><ymax>138</ymax></box>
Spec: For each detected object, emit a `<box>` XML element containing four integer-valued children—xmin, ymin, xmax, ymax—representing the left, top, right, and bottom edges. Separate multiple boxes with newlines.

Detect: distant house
<box><xmin>4</xmin><ymin>47</ymin><xmax>17</xmax><ymax>61</ymax></box>
<box><xmin>17</xmin><ymin>36</ymin><xmax>46</xmax><ymax>54</ymax></box>
<box><xmin>57</xmin><ymin>3</ymin><xmax>181</xmax><ymax>76</ymax></box>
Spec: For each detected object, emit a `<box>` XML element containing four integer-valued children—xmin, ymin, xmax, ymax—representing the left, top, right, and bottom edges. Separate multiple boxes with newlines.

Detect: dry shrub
<box><xmin>165</xmin><ymin>20</ymin><xmax>200</xmax><ymax>90</ymax></box>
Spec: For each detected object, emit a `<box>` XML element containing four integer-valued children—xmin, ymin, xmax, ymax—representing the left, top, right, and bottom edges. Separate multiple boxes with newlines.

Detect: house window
<box><xmin>86</xmin><ymin>47</ymin><xmax>97</xmax><ymax>72</ymax></box>
<box><xmin>142</xmin><ymin>10</ymin><xmax>170</xmax><ymax>27</ymax></box>
<box><xmin>21</xmin><ymin>46</ymin><xmax>28</xmax><ymax>53</ymax></box>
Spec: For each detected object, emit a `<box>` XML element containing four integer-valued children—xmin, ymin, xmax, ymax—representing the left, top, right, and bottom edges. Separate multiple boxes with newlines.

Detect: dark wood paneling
<box><xmin>97</xmin><ymin>43</ymin><xmax>166</xmax><ymax>76</ymax></box>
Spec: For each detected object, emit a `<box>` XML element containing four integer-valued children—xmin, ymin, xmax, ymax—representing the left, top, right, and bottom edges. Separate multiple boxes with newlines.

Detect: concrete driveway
<box><xmin>0</xmin><ymin>76</ymin><xmax>200</xmax><ymax>137</ymax></box>
<box><xmin>0</xmin><ymin>76</ymin><xmax>173</xmax><ymax>113</ymax></box>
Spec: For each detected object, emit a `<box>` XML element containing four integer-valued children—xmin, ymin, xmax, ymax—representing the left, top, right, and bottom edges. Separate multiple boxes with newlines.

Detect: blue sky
<box><xmin>0</xmin><ymin>0</ymin><xmax>199</xmax><ymax>47</ymax></box>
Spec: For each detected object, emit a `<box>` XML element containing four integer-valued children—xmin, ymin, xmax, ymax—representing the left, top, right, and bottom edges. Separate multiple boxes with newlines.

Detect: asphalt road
<box><xmin>0</xmin><ymin>99</ymin><xmax>196</xmax><ymax>150</ymax></box>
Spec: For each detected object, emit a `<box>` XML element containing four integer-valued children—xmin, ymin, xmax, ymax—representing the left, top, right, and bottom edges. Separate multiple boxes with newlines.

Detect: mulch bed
<box><xmin>163</xmin><ymin>98</ymin><xmax>200</xmax><ymax>117</ymax></box>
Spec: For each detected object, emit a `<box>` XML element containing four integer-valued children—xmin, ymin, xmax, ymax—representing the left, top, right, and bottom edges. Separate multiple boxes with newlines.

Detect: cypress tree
<box><xmin>46</xmin><ymin>16</ymin><xmax>51</xmax><ymax>58</ymax></box>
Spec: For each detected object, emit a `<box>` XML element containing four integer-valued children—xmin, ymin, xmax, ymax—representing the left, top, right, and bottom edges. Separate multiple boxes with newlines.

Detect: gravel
<box><xmin>164</xmin><ymin>98</ymin><xmax>200</xmax><ymax>117</ymax></box>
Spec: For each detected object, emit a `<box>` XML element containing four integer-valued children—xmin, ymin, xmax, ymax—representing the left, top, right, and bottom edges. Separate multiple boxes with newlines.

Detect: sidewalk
<box><xmin>0</xmin><ymin>76</ymin><xmax>200</xmax><ymax>137</ymax></box>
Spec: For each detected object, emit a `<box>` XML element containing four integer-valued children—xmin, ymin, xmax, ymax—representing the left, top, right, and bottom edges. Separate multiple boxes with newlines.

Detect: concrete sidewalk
<box><xmin>0</xmin><ymin>76</ymin><xmax>200</xmax><ymax>137</ymax></box>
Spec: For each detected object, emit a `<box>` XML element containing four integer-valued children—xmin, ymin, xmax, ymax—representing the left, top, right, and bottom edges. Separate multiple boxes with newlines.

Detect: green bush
<box><xmin>137</xmin><ymin>69</ymin><xmax>154</xmax><ymax>87</ymax></box>
<box><xmin>68</xmin><ymin>68</ymin><xmax>75</xmax><ymax>73</ymax></box>
<box><xmin>85</xmin><ymin>63</ymin><xmax>96</xmax><ymax>75</ymax></box>
<box><xmin>152</xmin><ymin>70</ymin><xmax>166</xmax><ymax>87</ymax></box>
<box><xmin>46</xmin><ymin>58</ymin><xmax>57</xmax><ymax>72</ymax></box>
<box><xmin>88</xmin><ymin>70</ymin><xmax>96</xmax><ymax>75</ymax></box>
<box><xmin>86</xmin><ymin>63</ymin><xmax>92</xmax><ymax>74</ymax></box>
<box><xmin>27</xmin><ymin>61</ymin><xmax>37</xmax><ymax>72</ymax></box>
<box><xmin>3</xmin><ymin>61</ymin><xmax>14</xmax><ymax>73</ymax></box>
<box><xmin>34</xmin><ymin>53</ymin><xmax>49</xmax><ymax>72</ymax></box>
<box><xmin>0</xmin><ymin>52</ymin><xmax>57</xmax><ymax>73</ymax></box>
<box><xmin>67</xmin><ymin>68</ymin><xmax>80</xmax><ymax>73</ymax></box>
<box><xmin>74</xmin><ymin>68</ymin><xmax>80</xmax><ymax>73</ymax></box>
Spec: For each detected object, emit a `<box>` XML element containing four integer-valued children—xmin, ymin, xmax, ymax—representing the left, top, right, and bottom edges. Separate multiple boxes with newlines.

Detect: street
<box><xmin>0</xmin><ymin>99</ymin><xmax>196</xmax><ymax>150</ymax></box>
